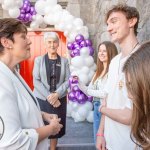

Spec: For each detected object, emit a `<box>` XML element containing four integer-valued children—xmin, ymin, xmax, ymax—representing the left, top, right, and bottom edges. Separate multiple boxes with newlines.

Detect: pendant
<box><xmin>118</xmin><ymin>80</ymin><xmax>124</xmax><ymax>89</ymax></box>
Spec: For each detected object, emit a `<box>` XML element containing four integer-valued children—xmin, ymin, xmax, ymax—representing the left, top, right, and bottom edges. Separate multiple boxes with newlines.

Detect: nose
<box><xmin>107</xmin><ymin>24</ymin><xmax>112</xmax><ymax>33</ymax></box>
<box><xmin>27</xmin><ymin>38</ymin><xmax>32</xmax><ymax>45</ymax></box>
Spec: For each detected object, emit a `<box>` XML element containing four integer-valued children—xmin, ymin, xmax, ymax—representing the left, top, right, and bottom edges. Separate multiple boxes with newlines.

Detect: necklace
<box><xmin>118</xmin><ymin>42</ymin><xmax>139</xmax><ymax>90</ymax></box>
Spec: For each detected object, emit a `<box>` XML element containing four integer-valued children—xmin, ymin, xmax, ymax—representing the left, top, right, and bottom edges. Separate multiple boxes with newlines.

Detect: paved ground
<box><xmin>58</xmin><ymin>117</ymin><xmax>94</xmax><ymax>144</ymax></box>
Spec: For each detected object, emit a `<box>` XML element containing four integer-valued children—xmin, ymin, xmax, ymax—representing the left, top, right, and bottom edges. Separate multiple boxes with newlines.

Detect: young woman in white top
<box><xmin>79</xmin><ymin>41</ymin><xmax>118</xmax><ymax>144</ymax></box>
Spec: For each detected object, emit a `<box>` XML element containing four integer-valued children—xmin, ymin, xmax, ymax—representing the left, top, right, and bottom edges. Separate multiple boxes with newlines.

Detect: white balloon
<box><xmin>15</xmin><ymin>0</ymin><xmax>23</xmax><ymax>8</ymax></box>
<box><xmin>84</xmin><ymin>56</ymin><xmax>94</xmax><ymax>67</ymax></box>
<box><xmin>84</xmin><ymin>101</ymin><xmax>93</xmax><ymax>111</ymax></box>
<box><xmin>46</xmin><ymin>0</ymin><xmax>57</xmax><ymax>6</ymax></box>
<box><xmin>35</xmin><ymin>14</ymin><xmax>44</xmax><ymax>24</ymax></box>
<box><xmin>90</xmin><ymin>63</ymin><xmax>97</xmax><ymax>71</ymax></box>
<box><xmin>86</xmin><ymin>111</ymin><xmax>93</xmax><ymax>123</ymax></box>
<box><xmin>71</xmin><ymin>56</ymin><xmax>84</xmax><ymax>68</ymax></box>
<box><xmin>73</xmin><ymin>18</ymin><xmax>84</xmax><ymax>27</ymax></box>
<box><xmin>80</xmin><ymin>47</ymin><xmax>89</xmax><ymax>57</ymax></box>
<box><xmin>53</xmin><ymin>4</ymin><xmax>62</xmax><ymax>12</ymax></box>
<box><xmin>72</xmin><ymin>102</ymin><xmax>79</xmax><ymax>111</ymax></box>
<box><xmin>67</xmin><ymin>103</ymin><xmax>72</xmax><ymax>117</ymax></box>
<box><xmin>35</xmin><ymin>0</ymin><xmax>46</xmax><ymax>15</ymax></box>
<box><xmin>71</xmin><ymin>111</ymin><xmax>76</xmax><ymax>119</ymax></box>
<box><xmin>74</xmin><ymin>112</ymin><xmax>85</xmax><ymax>122</ymax></box>
<box><xmin>78</xmin><ymin>74</ymin><xmax>89</xmax><ymax>85</ymax></box>
<box><xmin>30</xmin><ymin>21</ymin><xmax>39</xmax><ymax>30</ymax></box>
<box><xmin>44</xmin><ymin>6</ymin><xmax>52</xmax><ymax>15</ymax></box>
<box><xmin>77</xmin><ymin>107</ymin><xmax>89</xmax><ymax>119</ymax></box>
<box><xmin>3</xmin><ymin>0</ymin><xmax>15</xmax><ymax>10</ymax></box>
<box><xmin>0</xmin><ymin>0</ymin><xmax>4</xmax><ymax>4</ymax></box>
<box><xmin>81</xmin><ymin>66</ymin><xmax>90</xmax><ymax>74</ymax></box>
<box><xmin>8</xmin><ymin>7</ymin><xmax>20</xmax><ymax>18</ymax></box>
<box><xmin>88</xmin><ymin>70</ymin><xmax>95</xmax><ymax>81</ymax></box>
<box><xmin>40</xmin><ymin>22</ymin><xmax>47</xmax><ymax>28</ymax></box>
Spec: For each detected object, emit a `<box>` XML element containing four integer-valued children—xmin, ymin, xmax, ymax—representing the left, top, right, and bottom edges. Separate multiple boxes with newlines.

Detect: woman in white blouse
<box><xmin>79</xmin><ymin>41</ymin><xmax>118</xmax><ymax>144</ymax></box>
<box><xmin>0</xmin><ymin>18</ymin><xmax>62</xmax><ymax>150</ymax></box>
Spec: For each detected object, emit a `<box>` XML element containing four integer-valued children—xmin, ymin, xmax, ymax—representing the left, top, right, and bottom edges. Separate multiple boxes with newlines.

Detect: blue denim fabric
<box><xmin>93</xmin><ymin>100</ymin><xmax>101</xmax><ymax>144</ymax></box>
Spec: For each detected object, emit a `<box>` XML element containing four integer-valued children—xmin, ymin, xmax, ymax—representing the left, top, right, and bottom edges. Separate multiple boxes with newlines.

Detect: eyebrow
<box><xmin>107</xmin><ymin>17</ymin><xmax>118</xmax><ymax>24</ymax></box>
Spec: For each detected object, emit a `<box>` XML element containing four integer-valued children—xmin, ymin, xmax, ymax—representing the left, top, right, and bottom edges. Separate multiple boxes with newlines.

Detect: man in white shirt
<box><xmin>96</xmin><ymin>4</ymin><xmax>140</xmax><ymax>150</ymax></box>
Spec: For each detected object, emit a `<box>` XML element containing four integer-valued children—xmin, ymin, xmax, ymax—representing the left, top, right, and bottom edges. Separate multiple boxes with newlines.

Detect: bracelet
<box><xmin>96</xmin><ymin>133</ymin><xmax>104</xmax><ymax>137</ymax></box>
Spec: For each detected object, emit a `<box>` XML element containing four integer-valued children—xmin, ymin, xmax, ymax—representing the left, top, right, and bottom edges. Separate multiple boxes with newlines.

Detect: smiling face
<box><xmin>107</xmin><ymin>11</ymin><xmax>131</xmax><ymax>44</ymax></box>
<box><xmin>45</xmin><ymin>37</ymin><xmax>59</xmax><ymax>55</ymax></box>
<box><xmin>98</xmin><ymin>44</ymin><xmax>108</xmax><ymax>63</ymax></box>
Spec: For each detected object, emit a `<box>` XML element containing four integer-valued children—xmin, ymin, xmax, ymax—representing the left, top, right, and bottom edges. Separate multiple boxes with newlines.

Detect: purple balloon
<box><xmin>70</xmin><ymin>51</ymin><xmax>75</xmax><ymax>58</ymax></box>
<box><xmin>85</xmin><ymin>39</ymin><xmax>92</xmax><ymax>46</ymax></box>
<box><xmin>24</xmin><ymin>0</ymin><xmax>30</xmax><ymax>5</ymax></box>
<box><xmin>18</xmin><ymin>13</ymin><xmax>25</xmax><ymax>20</ymax></box>
<box><xmin>67</xmin><ymin>42</ymin><xmax>74</xmax><ymax>50</ymax></box>
<box><xmin>68</xmin><ymin>92</ymin><xmax>76</xmax><ymax>101</ymax></box>
<box><xmin>75</xmin><ymin>34</ymin><xmax>84</xmax><ymax>43</ymax></box>
<box><xmin>25</xmin><ymin>13</ymin><xmax>32</xmax><ymax>22</ymax></box>
<box><xmin>88</xmin><ymin>46</ymin><xmax>94</xmax><ymax>56</ymax></box>
<box><xmin>30</xmin><ymin>6</ymin><xmax>36</xmax><ymax>15</ymax></box>
<box><xmin>80</xmin><ymin>40</ymin><xmax>87</xmax><ymax>48</ymax></box>
<box><xmin>75</xmin><ymin>91</ymin><xmax>81</xmax><ymax>99</ymax></box>
<box><xmin>26</xmin><ymin>6</ymin><xmax>31</xmax><ymax>13</ymax></box>
<box><xmin>72</xmin><ymin>85</ymin><xmax>80</xmax><ymax>92</ymax></box>
<box><xmin>20</xmin><ymin>9</ymin><xmax>25</xmax><ymax>14</ymax></box>
<box><xmin>22</xmin><ymin>4</ymin><xmax>28</xmax><ymax>10</ymax></box>
<box><xmin>73</xmin><ymin>43</ymin><xmax>80</xmax><ymax>49</ymax></box>
<box><xmin>78</xmin><ymin>94</ymin><xmax>86</xmax><ymax>104</ymax></box>
<box><xmin>73</xmin><ymin>49</ymin><xmax>80</xmax><ymax>55</ymax></box>
<box><xmin>87</xmin><ymin>96</ymin><xmax>93</xmax><ymax>102</ymax></box>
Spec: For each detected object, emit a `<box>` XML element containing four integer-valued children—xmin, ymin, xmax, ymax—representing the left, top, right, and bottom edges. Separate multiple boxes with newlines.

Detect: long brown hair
<box><xmin>123</xmin><ymin>41</ymin><xmax>150</xmax><ymax>150</ymax></box>
<box><xmin>92</xmin><ymin>41</ymin><xmax>118</xmax><ymax>83</ymax></box>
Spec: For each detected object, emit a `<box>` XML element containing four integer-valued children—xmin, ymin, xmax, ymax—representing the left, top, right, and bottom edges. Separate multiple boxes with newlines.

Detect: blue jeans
<box><xmin>93</xmin><ymin>100</ymin><xmax>101</xmax><ymax>144</ymax></box>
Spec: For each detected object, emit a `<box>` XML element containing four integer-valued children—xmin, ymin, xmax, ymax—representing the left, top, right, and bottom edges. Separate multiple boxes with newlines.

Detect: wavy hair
<box><xmin>123</xmin><ymin>41</ymin><xmax>150</xmax><ymax>150</ymax></box>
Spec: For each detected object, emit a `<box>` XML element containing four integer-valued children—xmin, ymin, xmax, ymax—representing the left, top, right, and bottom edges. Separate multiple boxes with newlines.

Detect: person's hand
<box><xmin>47</xmin><ymin>93</ymin><xmax>59</xmax><ymax>105</ymax></box>
<box><xmin>49</xmin><ymin>117</ymin><xmax>63</xmax><ymax>135</ymax></box>
<box><xmin>53</xmin><ymin>100</ymin><xmax>61</xmax><ymax>108</ymax></box>
<box><xmin>96</xmin><ymin>136</ymin><xmax>106</xmax><ymax>150</ymax></box>
<box><xmin>42</xmin><ymin>112</ymin><xmax>58</xmax><ymax>123</ymax></box>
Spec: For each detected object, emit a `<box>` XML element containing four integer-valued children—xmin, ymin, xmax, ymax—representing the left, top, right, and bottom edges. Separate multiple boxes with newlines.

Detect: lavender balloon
<box><xmin>85</xmin><ymin>39</ymin><xmax>92</xmax><ymax>46</ymax></box>
<box><xmin>75</xmin><ymin>34</ymin><xmax>84</xmax><ymax>43</ymax></box>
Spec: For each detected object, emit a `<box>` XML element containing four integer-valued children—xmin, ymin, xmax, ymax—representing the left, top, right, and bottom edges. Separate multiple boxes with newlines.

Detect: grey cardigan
<box><xmin>33</xmin><ymin>55</ymin><xmax>70</xmax><ymax>100</ymax></box>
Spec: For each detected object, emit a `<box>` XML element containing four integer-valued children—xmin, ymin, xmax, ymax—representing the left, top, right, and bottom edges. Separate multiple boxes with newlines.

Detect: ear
<box><xmin>0</xmin><ymin>37</ymin><xmax>13</xmax><ymax>49</ymax></box>
<box><xmin>129</xmin><ymin>17</ymin><xmax>138</xmax><ymax>28</ymax></box>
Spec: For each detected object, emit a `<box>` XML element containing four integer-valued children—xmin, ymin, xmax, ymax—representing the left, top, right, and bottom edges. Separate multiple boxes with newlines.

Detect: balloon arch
<box><xmin>0</xmin><ymin>0</ymin><xmax>96</xmax><ymax>122</ymax></box>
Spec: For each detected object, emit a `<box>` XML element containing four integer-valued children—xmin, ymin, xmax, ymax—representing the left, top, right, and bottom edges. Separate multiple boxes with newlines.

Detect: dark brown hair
<box><xmin>0</xmin><ymin>18</ymin><xmax>27</xmax><ymax>53</ymax></box>
<box><xmin>123</xmin><ymin>41</ymin><xmax>150</xmax><ymax>150</ymax></box>
<box><xmin>93</xmin><ymin>41</ymin><xmax>118</xmax><ymax>83</ymax></box>
<box><xmin>106</xmin><ymin>4</ymin><xmax>139</xmax><ymax>35</ymax></box>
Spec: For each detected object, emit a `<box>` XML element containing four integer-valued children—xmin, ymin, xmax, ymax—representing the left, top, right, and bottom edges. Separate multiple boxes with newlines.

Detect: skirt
<box><xmin>37</xmin><ymin>96</ymin><xmax>67</xmax><ymax>139</ymax></box>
